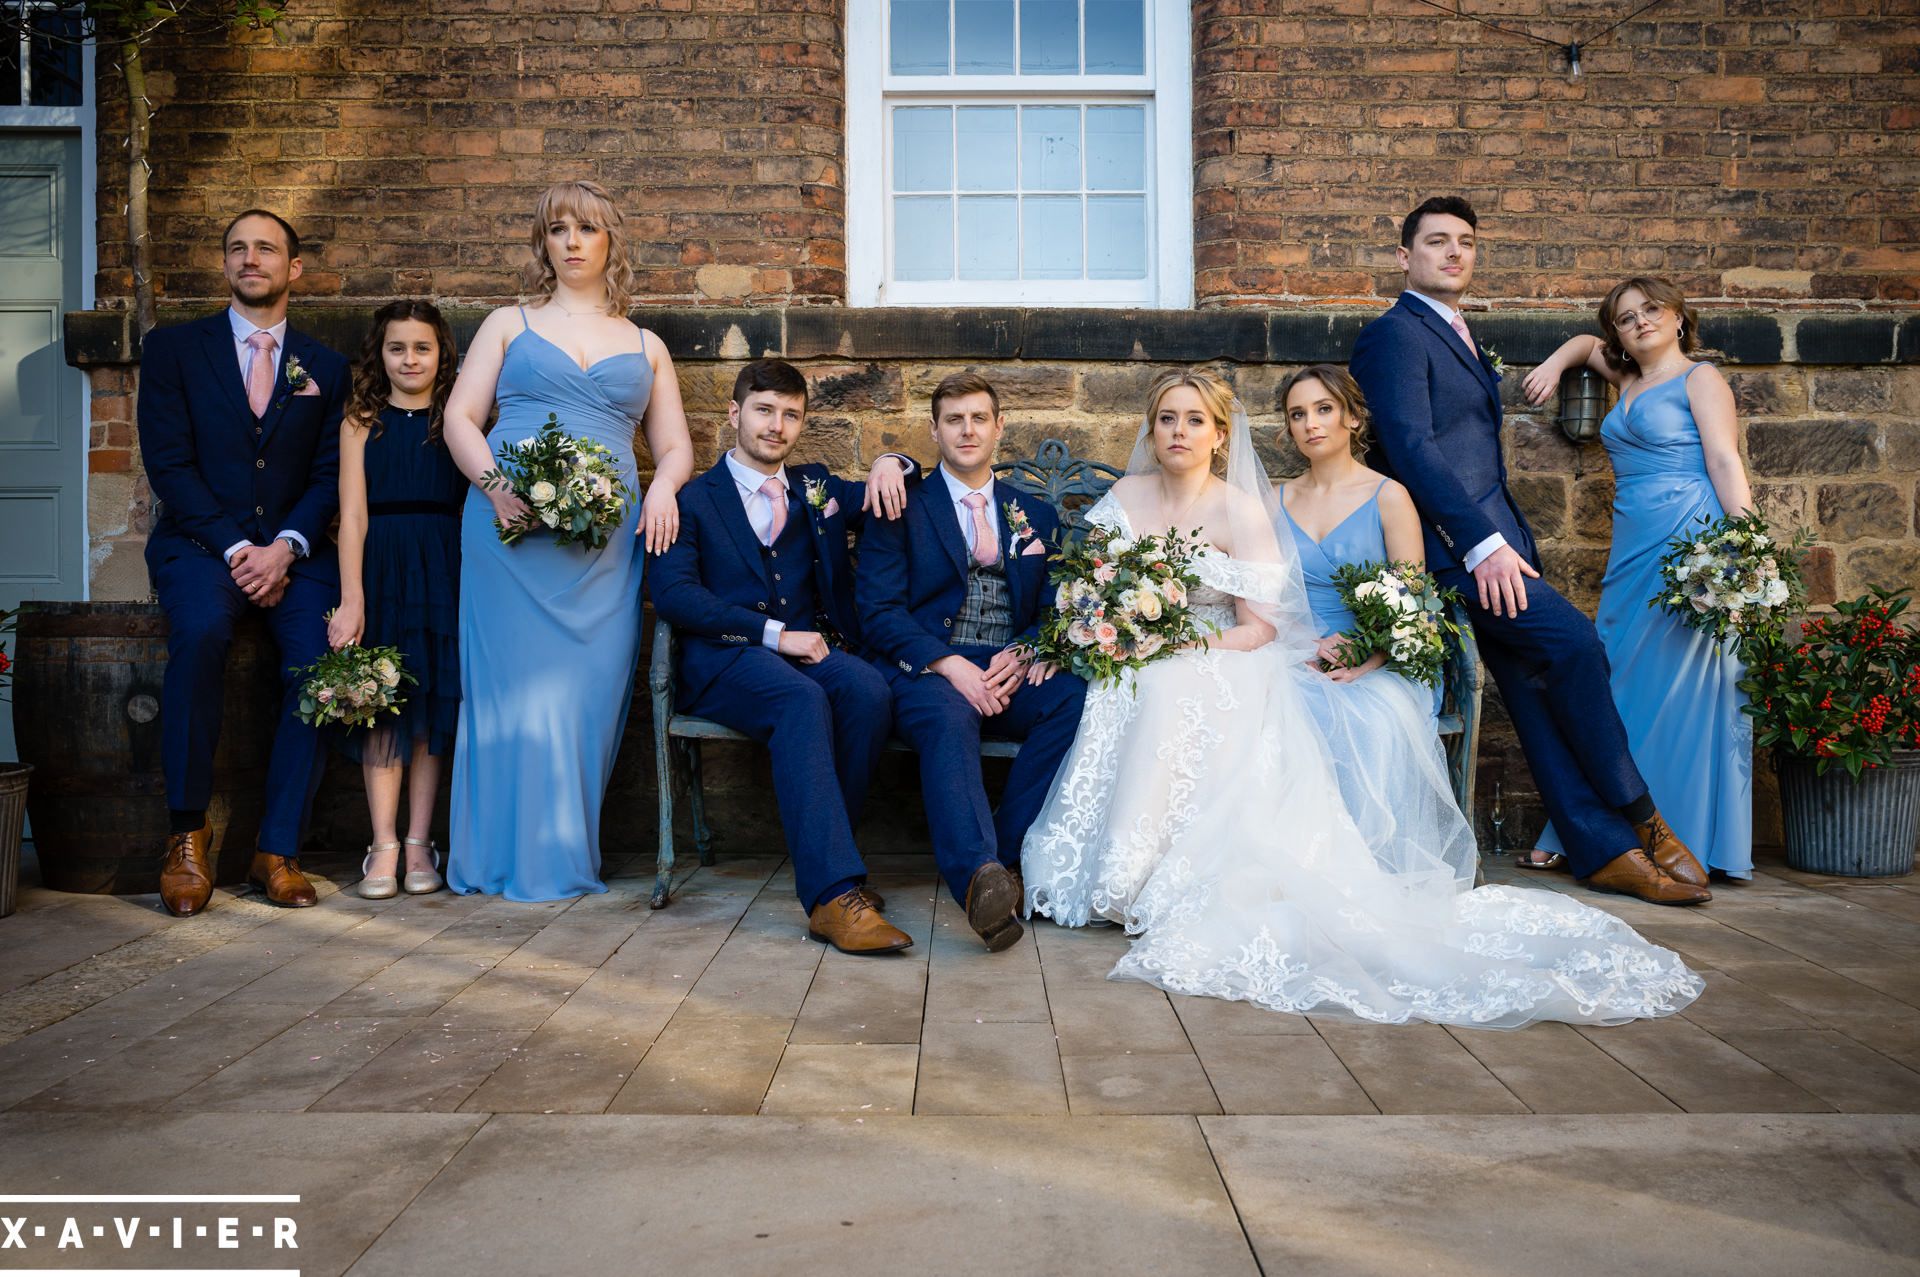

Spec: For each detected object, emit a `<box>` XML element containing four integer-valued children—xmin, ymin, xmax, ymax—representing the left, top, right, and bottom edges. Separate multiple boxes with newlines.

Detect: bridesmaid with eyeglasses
<box><xmin>1521</xmin><ymin>277</ymin><xmax>1756</xmax><ymax>881</ymax></box>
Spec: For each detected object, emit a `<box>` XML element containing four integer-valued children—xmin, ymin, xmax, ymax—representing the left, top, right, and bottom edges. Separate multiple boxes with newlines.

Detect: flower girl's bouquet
<box><xmin>1330</xmin><ymin>561</ymin><xmax>1463</xmax><ymax>688</ymax></box>
<box><xmin>293</xmin><ymin>640</ymin><xmax>415</xmax><ymax>731</ymax></box>
<box><xmin>1650</xmin><ymin>510</ymin><xmax>1809</xmax><ymax>651</ymax></box>
<box><xmin>1035</xmin><ymin>525</ymin><xmax>1214</xmax><ymax>685</ymax></box>
<box><xmin>480</xmin><ymin>413</ymin><xmax>635</xmax><ymax>550</ymax></box>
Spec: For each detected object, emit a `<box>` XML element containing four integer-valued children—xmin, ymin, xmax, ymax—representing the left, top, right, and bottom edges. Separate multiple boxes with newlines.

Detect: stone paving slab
<box><xmin>347</xmin><ymin>1115</ymin><xmax>1258</xmax><ymax>1277</ymax></box>
<box><xmin>1201</xmin><ymin>1114</ymin><xmax>1920</xmax><ymax>1276</ymax></box>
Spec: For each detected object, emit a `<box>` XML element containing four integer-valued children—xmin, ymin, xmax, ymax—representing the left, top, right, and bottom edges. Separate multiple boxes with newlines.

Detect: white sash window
<box><xmin>848</xmin><ymin>0</ymin><xmax>1192</xmax><ymax>307</ymax></box>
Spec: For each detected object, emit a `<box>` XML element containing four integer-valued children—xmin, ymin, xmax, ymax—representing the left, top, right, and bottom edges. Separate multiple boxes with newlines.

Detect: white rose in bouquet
<box><xmin>530</xmin><ymin>480</ymin><xmax>558</xmax><ymax>506</ymax></box>
<box><xmin>1129</xmin><ymin>587</ymin><xmax>1163</xmax><ymax>621</ymax></box>
<box><xmin>541</xmin><ymin>508</ymin><xmax>561</xmax><ymax>528</ymax></box>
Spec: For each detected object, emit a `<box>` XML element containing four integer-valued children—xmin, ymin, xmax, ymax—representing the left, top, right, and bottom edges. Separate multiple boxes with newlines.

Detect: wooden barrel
<box><xmin>13</xmin><ymin>602</ymin><xmax>281</xmax><ymax>894</ymax></box>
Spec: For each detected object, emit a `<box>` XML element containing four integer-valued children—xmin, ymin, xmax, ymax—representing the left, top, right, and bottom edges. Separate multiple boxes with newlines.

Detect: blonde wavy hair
<box><xmin>1144</xmin><ymin>369</ymin><xmax>1238</xmax><ymax>472</ymax></box>
<box><xmin>520</xmin><ymin>180</ymin><xmax>636</xmax><ymax>316</ymax></box>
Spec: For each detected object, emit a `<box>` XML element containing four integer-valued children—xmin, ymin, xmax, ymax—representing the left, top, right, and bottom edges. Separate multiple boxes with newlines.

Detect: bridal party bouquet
<box><xmin>480</xmin><ymin>413</ymin><xmax>635</xmax><ymax>550</ymax></box>
<box><xmin>1650</xmin><ymin>510</ymin><xmax>1809</xmax><ymax>651</ymax></box>
<box><xmin>1331</xmin><ymin>561</ymin><xmax>1463</xmax><ymax>688</ymax></box>
<box><xmin>292</xmin><ymin>638</ymin><xmax>415</xmax><ymax>731</ymax></box>
<box><xmin>1037</xmin><ymin>525</ymin><xmax>1213</xmax><ymax>685</ymax></box>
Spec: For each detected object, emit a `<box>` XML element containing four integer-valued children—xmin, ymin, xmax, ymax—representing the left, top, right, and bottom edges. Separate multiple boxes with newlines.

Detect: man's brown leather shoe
<box><xmin>965</xmin><ymin>862</ymin><xmax>1024</xmax><ymax>952</ymax></box>
<box><xmin>249</xmin><ymin>852</ymin><xmax>318</xmax><ymax>908</ymax></box>
<box><xmin>159</xmin><ymin>825</ymin><xmax>215</xmax><ymax>917</ymax></box>
<box><xmin>1582</xmin><ymin>848</ymin><xmax>1711</xmax><ymax>906</ymax></box>
<box><xmin>808</xmin><ymin>889</ymin><xmax>912</xmax><ymax>955</ymax></box>
<box><xmin>855</xmin><ymin>885</ymin><xmax>887</xmax><ymax>911</ymax></box>
<box><xmin>1634</xmin><ymin>811</ymin><xmax>1710</xmax><ymax>888</ymax></box>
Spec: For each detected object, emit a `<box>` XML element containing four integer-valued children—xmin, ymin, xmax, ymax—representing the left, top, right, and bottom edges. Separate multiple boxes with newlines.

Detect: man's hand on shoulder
<box><xmin>1471</xmin><ymin>544</ymin><xmax>1540</xmax><ymax>618</ymax></box>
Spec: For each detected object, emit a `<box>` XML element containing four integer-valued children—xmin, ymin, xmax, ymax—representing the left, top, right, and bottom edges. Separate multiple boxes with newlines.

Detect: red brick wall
<box><xmin>95</xmin><ymin>0</ymin><xmax>847</xmax><ymax>309</ymax></box>
<box><xmin>1191</xmin><ymin>0</ymin><xmax>1920</xmax><ymax>307</ymax></box>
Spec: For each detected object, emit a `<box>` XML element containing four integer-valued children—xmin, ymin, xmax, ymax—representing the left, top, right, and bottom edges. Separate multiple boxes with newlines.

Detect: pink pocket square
<box><xmin>294</xmin><ymin>381</ymin><xmax>323</xmax><ymax>396</ymax></box>
<box><xmin>822</xmin><ymin>497</ymin><xmax>840</xmax><ymax>518</ymax></box>
<box><xmin>1020</xmin><ymin>537</ymin><xmax>1045</xmax><ymax>556</ymax></box>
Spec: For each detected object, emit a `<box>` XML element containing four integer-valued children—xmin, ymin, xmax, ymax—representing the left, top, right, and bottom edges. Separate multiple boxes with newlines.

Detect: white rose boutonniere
<box><xmin>1481</xmin><ymin>344</ymin><xmax>1505</xmax><ymax>379</ymax></box>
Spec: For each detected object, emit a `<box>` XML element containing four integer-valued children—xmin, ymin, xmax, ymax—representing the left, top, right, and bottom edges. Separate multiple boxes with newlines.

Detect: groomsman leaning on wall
<box><xmin>647</xmin><ymin>359</ymin><xmax>920</xmax><ymax>954</ymax></box>
<box><xmin>138</xmin><ymin>209</ymin><xmax>350</xmax><ymax>916</ymax></box>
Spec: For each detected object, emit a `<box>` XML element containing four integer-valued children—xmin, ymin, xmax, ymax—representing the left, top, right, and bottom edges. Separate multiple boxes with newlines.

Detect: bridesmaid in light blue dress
<box><xmin>1276</xmin><ymin>365</ymin><xmax>1478</xmax><ymax>880</ymax></box>
<box><xmin>1524</xmin><ymin>278</ymin><xmax>1756</xmax><ymax>879</ymax></box>
<box><xmin>439</xmin><ymin>181</ymin><xmax>695</xmax><ymax>900</ymax></box>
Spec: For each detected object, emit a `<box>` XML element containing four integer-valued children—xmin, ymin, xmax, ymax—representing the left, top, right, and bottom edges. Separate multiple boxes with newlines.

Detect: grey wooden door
<box><xmin>0</xmin><ymin>130</ymin><xmax>86</xmax><ymax>756</ymax></box>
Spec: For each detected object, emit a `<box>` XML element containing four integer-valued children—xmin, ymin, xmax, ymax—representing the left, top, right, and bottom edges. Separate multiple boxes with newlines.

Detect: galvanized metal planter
<box><xmin>1778</xmin><ymin>749</ymin><xmax>1920</xmax><ymax>878</ymax></box>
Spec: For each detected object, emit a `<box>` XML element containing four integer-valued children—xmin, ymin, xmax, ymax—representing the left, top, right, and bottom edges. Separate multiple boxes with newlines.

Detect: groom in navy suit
<box><xmin>139</xmin><ymin>210</ymin><xmax>349</xmax><ymax>916</ymax></box>
<box><xmin>648</xmin><ymin>359</ymin><xmax>918</xmax><ymax>954</ymax></box>
<box><xmin>1351</xmin><ymin>196</ymin><xmax>1711</xmax><ymax>906</ymax></box>
<box><xmin>855</xmin><ymin>372</ymin><xmax>1088</xmax><ymax>952</ymax></box>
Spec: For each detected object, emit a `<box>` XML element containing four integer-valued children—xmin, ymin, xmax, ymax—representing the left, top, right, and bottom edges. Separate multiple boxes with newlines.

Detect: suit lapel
<box><xmin>925</xmin><ymin>467</ymin><xmax>973</xmax><ymax>582</ymax></box>
<box><xmin>797</xmin><ymin>469</ymin><xmax>838</xmax><ymax>596</ymax></box>
<box><xmin>1403</xmin><ymin>296</ymin><xmax>1491</xmax><ymax>392</ymax></box>
<box><xmin>704</xmin><ymin>463</ymin><xmax>774</xmax><ymax>587</ymax></box>
<box><xmin>994</xmin><ymin>481</ymin><xmax>1031</xmax><ymax>621</ymax></box>
<box><xmin>198</xmin><ymin>313</ymin><xmax>253</xmax><ymax>426</ymax></box>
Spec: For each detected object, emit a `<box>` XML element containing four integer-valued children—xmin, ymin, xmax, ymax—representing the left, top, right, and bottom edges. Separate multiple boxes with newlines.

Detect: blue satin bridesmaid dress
<box><xmin>448</xmin><ymin>312</ymin><xmax>654</xmax><ymax>900</ymax></box>
<box><xmin>1540</xmin><ymin>363</ymin><xmax>1751</xmax><ymax>877</ymax></box>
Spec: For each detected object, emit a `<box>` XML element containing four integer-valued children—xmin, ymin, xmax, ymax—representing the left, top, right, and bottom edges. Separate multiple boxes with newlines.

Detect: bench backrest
<box><xmin>993</xmin><ymin>439</ymin><xmax>1125</xmax><ymax>534</ymax></box>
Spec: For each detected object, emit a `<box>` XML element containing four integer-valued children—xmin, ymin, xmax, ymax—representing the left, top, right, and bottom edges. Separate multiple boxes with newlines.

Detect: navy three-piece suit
<box><xmin>648</xmin><ymin>459</ymin><xmax>893</xmax><ymax>911</ymax></box>
<box><xmin>137</xmin><ymin>310</ymin><xmax>348</xmax><ymax>857</ymax></box>
<box><xmin>855</xmin><ymin>469</ymin><xmax>1088</xmax><ymax>905</ymax></box>
<box><xmin>1351</xmin><ymin>293</ymin><xmax>1650</xmax><ymax>877</ymax></box>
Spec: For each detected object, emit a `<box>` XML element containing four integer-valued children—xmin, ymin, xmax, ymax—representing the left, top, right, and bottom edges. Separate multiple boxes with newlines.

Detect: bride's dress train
<box><xmin>1021</xmin><ymin>494</ymin><xmax>1702</xmax><ymax>1029</ymax></box>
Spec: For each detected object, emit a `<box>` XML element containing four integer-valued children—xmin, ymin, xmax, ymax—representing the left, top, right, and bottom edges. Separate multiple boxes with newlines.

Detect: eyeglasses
<box><xmin>1613</xmin><ymin>300</ymin><xmax>1668</xmax><ymax>331</ymax></box>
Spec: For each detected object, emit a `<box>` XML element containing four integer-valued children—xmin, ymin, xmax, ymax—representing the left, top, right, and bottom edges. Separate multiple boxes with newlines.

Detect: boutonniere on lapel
<box><xmin>276</xmin><ymin>354</ymin><xmax>322</xmax><ymax>408</ymax></box>
<box><xmin>803</xmin><ymin>476</ymin><xmax>839</xmax><ymax>519</ymax></box>
<box><xmin>1481</xmin><ymin>344</ymin><xmax>1505</xmax><ymax>380</ymax></box>
<box><xmin>1003</xmin><ymin>500</ymin><xmax>1044</xmax><ymax>557</ymax></box>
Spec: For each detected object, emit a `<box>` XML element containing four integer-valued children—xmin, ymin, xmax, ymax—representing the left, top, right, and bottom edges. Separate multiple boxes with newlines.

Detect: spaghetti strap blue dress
<box><xmin>448</xmin><ymin>313</ymin><xmax>654</xmax><ymax>900</ymax></box>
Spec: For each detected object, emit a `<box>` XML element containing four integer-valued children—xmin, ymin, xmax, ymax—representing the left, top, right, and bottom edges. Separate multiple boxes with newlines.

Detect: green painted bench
<box><xmin>645</xmin><ymin>440</ymin><xmax>1484</xmax><ymax>908</ymax></box>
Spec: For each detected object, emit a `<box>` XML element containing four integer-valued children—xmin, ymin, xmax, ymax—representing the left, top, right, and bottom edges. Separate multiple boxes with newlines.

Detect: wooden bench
<box><xmin>645</xmin><ymin>440</ymin><xmax>1484</xmax><ymax>908</ymax></box>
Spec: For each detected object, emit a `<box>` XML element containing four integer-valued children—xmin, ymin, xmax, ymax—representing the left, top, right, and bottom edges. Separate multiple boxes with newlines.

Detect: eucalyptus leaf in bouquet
<box><xmin>1330</xmin><ymin>560</ymin><xmax>1463</xmax><ymax>688</ymax></box>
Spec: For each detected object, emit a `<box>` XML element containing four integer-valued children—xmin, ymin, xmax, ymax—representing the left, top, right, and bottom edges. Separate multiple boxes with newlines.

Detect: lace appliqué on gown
<box><xmin>1020</xmin><ymin>493</ymin><xmax>1703</xmax><ymax>1029</ymax></box>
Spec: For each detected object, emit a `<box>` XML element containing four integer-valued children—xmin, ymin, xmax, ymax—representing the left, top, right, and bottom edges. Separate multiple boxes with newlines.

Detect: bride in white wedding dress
<box><xmin>1020</xmin><ymin>370</ymin><xmax>1703</xmax><ymax>1029</ymax></box>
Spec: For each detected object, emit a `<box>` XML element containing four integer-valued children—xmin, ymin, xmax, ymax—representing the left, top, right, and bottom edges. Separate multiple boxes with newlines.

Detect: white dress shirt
<box><xmin>724</xmin><ymin>449</ymin><xmax>794</xmax><ymax>649</ymax></box>
<box><xmin>939</xmin><ymin>466</ymin><xmax>999</xmax><ymax>559</ymax></box>
<box><xmin>1402</xmin><ymin>289</ymin><xmax>1504</xmax><ymax>573</ymax></box>
<box><xmin>222</xmin><ymin>307</ymin><xmax>310</xmax><ymax>568</ymax></box>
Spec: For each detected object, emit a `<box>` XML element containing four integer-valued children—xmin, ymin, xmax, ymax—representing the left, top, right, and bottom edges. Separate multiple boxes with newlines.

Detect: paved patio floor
<box><xmin>2</xmin><ymin>842</ymin><xmax>1917</xmax><ymax>1274</ymax></box>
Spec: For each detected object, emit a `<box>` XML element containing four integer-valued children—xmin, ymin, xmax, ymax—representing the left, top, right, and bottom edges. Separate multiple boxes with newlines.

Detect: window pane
<box><xmin>956</xmin><ymin>106</ymin><xmax>1016</xmax><ymax>190</ymax></box>
<box><xmin>955</xmin><ymin>0</ymin><xmax>1014</xmax><ymax>74</ymax></box>
<box><xmin>1084</xmin><ymin>0</ymin><xmax>1144</xmax><ymax>74</ymax></box>
<box><xmin>1020</xmin><ymin>105</ymin><xmax>1080</xmax><ymax>192</ymax></box>
<box><xmin>958</xmin><ymin>197</ymin><xmax>1018</xmax><ymax>279</ymax></box>
<box><xmin>28</xmin><ymin>11</ymin><xmax>83</xmax><ymax>107</ymax></box>
<box><xmin>1087</xmin><ymin>195</ymin><xmax>1146</xmax><ymax>279</ymax></box>
<box><xmin>893</xmin><ymin>106</ymin><xmax>952</xmax><ymax>192</ymax></box>
<box><xmin>895</xmin><ymin>197</ymin><xmax>954</xmax><ymax>280</ymax></box>
<box><xmin>1085</xmin><ymin>106</ymin><xmax>1144</xmax><ymax>190</ymax></box>
<box><xmin>1018</xmin><ymin>0</ymin><xmax>1078</xmax><ymax>75</ymax></box>
<box><xmin>1022</xmin><ymin>196</ymin><xmax>1082</xmax><ymax>279</ymax></box>
<box><xmin>890</xmin><ymin>0</ymin><xmax>949</xmax><ymax>75</ymax></box>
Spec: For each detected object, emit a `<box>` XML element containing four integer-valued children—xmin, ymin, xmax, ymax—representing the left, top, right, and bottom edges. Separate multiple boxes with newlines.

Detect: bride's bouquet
<box><xmin>480</xmin><ymin>413</ymin><xmax>635</xmax><ymax>550</ymax></box>
<box><xmin>1036</xmin><ymin>524</ymin><xmax>1214</xmax><ymax>685</ymax></box>
<box><xmin>293</xmin><ymin>638</ymin><xmax>415</xmax><ymax>731</ymax></box>
<box><xmin>1650</xmin><ymin>510</ymin><xmax>1808</xmax><ymax>651</ymax></box>
<box><xmin>1330</xmin><ymin>561</ymin><xmax>1463</xmax><ymax>688</ymax></box>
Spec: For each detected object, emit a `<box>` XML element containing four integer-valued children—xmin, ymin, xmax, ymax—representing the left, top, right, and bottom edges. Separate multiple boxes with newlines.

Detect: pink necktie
<box><xmin>245</xmin><ymin>330</ymin><xmax>277</xmax><ymax>417</ymax></box>
<box><xmin>963</xmin><ymin>492</ymin><xmax>998</xmax><ymax>566</ymax></box>
<box><xmin>759</xmin><ymin>476</ymin><xmax>786</xmax><ymax>545</ymax></box>
<box><xmin>1448</xmin><ymin>312</ymin><xmax>1477</xmax><ymax>356</ymax></box>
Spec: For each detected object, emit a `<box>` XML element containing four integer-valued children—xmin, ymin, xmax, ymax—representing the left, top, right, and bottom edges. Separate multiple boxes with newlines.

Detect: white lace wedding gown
<box><xmin>1021</xmin><ymin>495</ymin><xmax>1703</xmax><ymax>1029</ymax></box>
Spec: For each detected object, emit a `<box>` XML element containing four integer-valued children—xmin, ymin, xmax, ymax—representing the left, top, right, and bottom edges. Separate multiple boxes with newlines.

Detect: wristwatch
<box><xmin>278</xmin><ymin>535</ymin><xmax>304</xmax><ymax>559</ymax></box>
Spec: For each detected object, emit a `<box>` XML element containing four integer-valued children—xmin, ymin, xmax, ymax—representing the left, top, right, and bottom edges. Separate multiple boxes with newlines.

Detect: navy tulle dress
<box><xmin>346</xmin><ymin>404</ymin><xmax>465</xmax><ymax>766</ymax></box>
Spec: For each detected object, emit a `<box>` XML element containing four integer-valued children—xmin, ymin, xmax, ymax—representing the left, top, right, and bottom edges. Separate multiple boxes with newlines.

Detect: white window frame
<box><xmin>847</xmin><ymin>0</ymin><xmax>1192</xmax><ymax>308</ymax></box>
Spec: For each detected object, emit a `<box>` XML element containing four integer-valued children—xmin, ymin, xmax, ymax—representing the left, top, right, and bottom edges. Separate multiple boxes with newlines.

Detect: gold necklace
<box><xmin>1158</xmin><ymin>473</ymin><xmax>1210</xmax><ymax>532</ymax></box>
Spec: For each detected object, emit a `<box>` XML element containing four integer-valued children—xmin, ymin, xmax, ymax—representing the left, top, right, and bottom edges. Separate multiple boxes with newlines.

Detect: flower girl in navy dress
<box><xmin>1522</xmin><ymin>278</ymin><xmax>1756</xmax><ymax>879</ymax></box>
<box><xmin>327</xmin><ymin>301</ymin><xmax>465</xmax><ymax>898</ymax></box>
<box><xmin>1275</xmin><ymin>365</ymin><xmax>1477</xmax><ymax>878</ymax></box>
